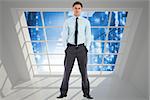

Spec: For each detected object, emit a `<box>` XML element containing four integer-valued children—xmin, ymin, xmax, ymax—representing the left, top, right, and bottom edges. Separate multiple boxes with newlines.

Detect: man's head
<box><xmin>72</xmin><ymin>1</ymin><xmax>83</xmax><ymax>17</ymax></box>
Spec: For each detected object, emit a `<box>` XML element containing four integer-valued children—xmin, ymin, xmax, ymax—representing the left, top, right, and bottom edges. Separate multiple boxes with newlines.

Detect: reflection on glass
<box><xmin>88</xmin><ymin>11</ymin><xmax>110</xmax><ymax>26</ymax></box>
<box><xmin>104</xmin><ymin>55</ymin><xmax>117</xmax><ymax>64</ymax></box>
<box><xmin>66</xmin><ymin>11</ymin><xmax>88</xmax><ymax>18</ymax></box>
<box><xmin>43</xmin><ymin>12</ymin><xmax>64</xmax><ymax>26</ymax></box>
<box><xmin>87</xmin><ymin>66</ymin><xmax>101</xmax><ymax>71</ymax></box>
<box><xmin>37</xmin><ymin>66</ymin><xmax>50</xmax><ymax>73</ymax></box>
<box><xmin>47</xmin><ymin>41</ymin><xmax>64</xmax><ymax>53</ymax></box>
<box><xmin>108</xmin><ymin>28</ymin><xmax>124</xmax><ymax>40</ymax></box>
<box><xmin>34</xmin><ymin>54</ymin><xmax>48</xmax><ymax>64</ymax></box>
<box><xmin>46</xmin><ymin>28</ymin><xmax>62</xmax><ymax>40</ymax></box>
<box><xmin>49</xmin><ymin>55</ymin><xmax>64</xmax><ymax>65</ymax></box>
<box><xmin>87</xmin><ymin>65</ymin><xmax>115</xmax><ymax>71</ymax></box>
<box><xmin>32</xmin><ymin>42</ymin><xmax>47</xmax><ymax>53</ymax></box>
<box><xmin>101</xmin><ymin>65</ymin><xmax>115</xmax><ymax>71</ymax></box>
<box><xmin>91</xmin><ymin>28</ymin><xmax>107</xmax><ymax>40</ymax></box>
<box><xmin>110</xmin><ymin>11</ymin><xmax>128</xmax><ymax>26</ymax></box>
<box><xmin>89</xmin><ymin>41</ymin><xmax>104</xmax><ymax>53</ymax></box>
<box><xmin>24</xmin><ymin>12</ymin><xmax>42</xmax><ymax>26</ymax></box>
<box><xmin>28</xmin><ymin>28</ymin><xmax>45</xmax><ymax>41</ymax></box>
<box><xmin>105</xmin><ymin>42</ymin><xmax>120</xmax><ymax>53</ymax></box>
<box><xmin>88</xmin><ymin>54</ymin><xmax>103</xmax><ymax>64</ymax></box>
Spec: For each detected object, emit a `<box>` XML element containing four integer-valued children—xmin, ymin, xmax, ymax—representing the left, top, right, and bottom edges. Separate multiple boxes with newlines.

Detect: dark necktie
<box><xmin>75</xmin><ymin>17</ymin><xmax>78</xmax><ymax>45</ymax></box>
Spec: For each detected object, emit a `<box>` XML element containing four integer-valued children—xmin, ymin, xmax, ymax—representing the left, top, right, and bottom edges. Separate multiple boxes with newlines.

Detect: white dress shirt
<box><xmin>62</xmin><ymin>15</ymin><xmax>92</xmax><ymax>51</ymax></box>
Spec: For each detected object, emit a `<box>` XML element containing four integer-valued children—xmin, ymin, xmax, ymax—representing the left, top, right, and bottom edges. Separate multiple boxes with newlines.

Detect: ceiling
<box><xmin>0</xmin><ymin>0</ymin><xmax>149</xmax><ymax>2</ymax></box>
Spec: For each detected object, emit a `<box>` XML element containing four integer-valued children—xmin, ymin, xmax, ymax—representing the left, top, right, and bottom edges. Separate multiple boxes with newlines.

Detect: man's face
<box><xmin>73</xmin><ymin>4</ymin><xmax>82</xmax><ymax>16</ymax></box>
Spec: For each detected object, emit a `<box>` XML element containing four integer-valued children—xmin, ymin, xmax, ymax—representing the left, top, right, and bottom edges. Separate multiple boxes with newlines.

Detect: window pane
<box><xmin>104</xmin><ymin>55</ymin><xmax>117</xmax><ymax>64</ymax></box>
<box><xmin>88</xmin><ymin>11</ymin><xmax>110</xmax><ymax>26</ymax></box>
<box><xmin>32</xmin><ymin>42</ymin><xmax>47</xmax><ymax>53</ymax></box>
<box><xmin>37</xmin><ymin>65</ymin><xmax>50</xmax><ymax>73</ymax></box>
<box><xmin>46</xmin><ymin>28</ymin><xmax>62</xmax><ymax>40</ymax></box>
<box><xmin>100</xmin><ymin>65</ymin><xmax>115</xmax><ymax>71</ymax></box>
<box><xmin>66</xmin><ymin>11</ymin><xmax>73</xmax><ymax>18</ymax></box>
<box><xmin>43</xmin><ymin>12</ymin><xmax>64</xmax><ymax>26</ymax></box>
<box><xmin>105</xmin><ymin>42</ymin><xmax>120</xmax><ymax>53</ymax></box>
<box><xmin>89</xmin><ymin>41</ymin><xmax>104</xmax><ymax>53</ymax></box>
<box><xmin>47</xmin><ymin>41</ymin><xmax>64</xmax><ymax>53</ymax></box>
<box><xmin>24</xmin><ymin>12</ymin><xmax>42</xmax><ymax>26</ymax></box>
<box><xmin>30</xmin><ymin>55</ymin><xmax>48</xmax><ymax>65</ymax></box>
<box><xmin>22</xmin><ymin>11</ymin><xmax>128</xmax><ymax>73</ymax></box>
<box><xmin>88</xmin><ymin>54</ymin><xmax>103</xmax><ymax>64</ymax></box>
<box><xmin>110</xmin><ymin>11</ymin><xmax>128</xmax><ymax>26</ymax></box>
<box><xmin>34</xmin><ymin>54</ymin><xmax>48</xmax><ymax>64</ymax></box>
<box><xmin>49</xmin><ymin>55</ymin><xmax>64</xmax><ymax>65</ymax></box>
<box><xmin>28</xmin><ymin>28</ymin><xmax>45</xmax><ymax>41</ymax></box>
<box><xmin>87</xmin><ymin>66</ymin><xmax>101</xmax><ymax>71</ymax></box>
<box><xmin>91</xmin><ymin>28</ymin><xmax>107</xmax><ymax>40</ymax></box>
<box><xmin>66</xmin><ymin>11</ymin><xmax>88</xmax><ymax>18</ymax></box>
<box><xmin>87</xmin><ymin>65</ymin><xmax>115</xmax><ymax>71</ymax></box>
<box><xmin>108</xmin><ymin>28</ymin><xmax>124</xmax><ymax>40</ymax></box>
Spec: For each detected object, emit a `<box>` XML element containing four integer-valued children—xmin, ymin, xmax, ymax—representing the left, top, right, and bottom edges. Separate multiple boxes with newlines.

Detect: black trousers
<box><xmin>60</xmin><ymin>43</ymin><xmax>90</xmax><ymax>95</ymax></box>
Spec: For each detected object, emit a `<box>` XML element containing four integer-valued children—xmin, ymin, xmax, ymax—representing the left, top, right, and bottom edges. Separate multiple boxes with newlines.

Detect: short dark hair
<box><xmin>72</xmin><ymin>1</ymin><xmax>83</xmax><ymax>8</ymax></box>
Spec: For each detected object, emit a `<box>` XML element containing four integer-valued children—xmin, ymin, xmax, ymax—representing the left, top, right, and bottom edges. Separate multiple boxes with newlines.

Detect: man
<box><xmin>57</xmin><ymin>1</ymin><xmax>93</xmax><ymax>99</ymax></box>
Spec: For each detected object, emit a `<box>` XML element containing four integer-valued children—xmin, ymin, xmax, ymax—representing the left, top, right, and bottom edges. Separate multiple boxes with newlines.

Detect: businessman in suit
<box><xmin>57</xmin><ymin>1</ymin><xmax>93</xmax><ymax>99</ymax></box>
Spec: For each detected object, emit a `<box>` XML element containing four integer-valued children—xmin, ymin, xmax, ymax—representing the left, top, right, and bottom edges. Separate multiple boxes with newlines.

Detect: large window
<box><xmin>17</xmin><ymin>10</ymin><xmax>128</xmax><ymax>75</ymax></box>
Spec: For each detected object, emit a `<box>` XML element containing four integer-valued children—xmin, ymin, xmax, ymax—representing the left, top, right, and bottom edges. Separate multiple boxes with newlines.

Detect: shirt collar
<box><xmin>72</xmin><ymin>15</ymin><xmax>82</xmax><ymax>19</ymax></box>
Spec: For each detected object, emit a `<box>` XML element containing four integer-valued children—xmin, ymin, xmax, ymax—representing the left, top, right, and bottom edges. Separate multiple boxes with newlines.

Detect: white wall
<box><xmin>0</xmin><ymin>1</ymin><xmax>2</xmax><ymax>96</ymax></box>
<box><xmin>148</xmin><ymin>0</ymin><xmax>150</xmax><ymax>99</ymax></box>
<box><xmin>0</xmin><ymin>1</ymin><xmax>2</xmax><ymax>98</ymax></box>
<box><xmin>120</xmin><ymin>2</ymin><xmax>149</xmax><ymax>99</ymax></box>
<box><xmin>2</xmin><ymin>2</ymin><xmax>31</xmax><ymax>86</ymax></box>
<box><xmin>0</xmin><ymin>61</ymin><xmax>13</xmax><ymax>98</ymax></box>
<box><xmin>0</xmin><ymin>2</ymin><xmax>13</xmax><ymax>98</ymax></box>
<box><xmin>0</xmin><ymin>8</ymin><xmax>1</xmax><ymax>59</ymax></box>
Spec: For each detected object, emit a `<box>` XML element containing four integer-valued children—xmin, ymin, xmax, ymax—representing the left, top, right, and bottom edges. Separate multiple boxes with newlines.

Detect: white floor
<box><xmin>0</xmin><ymin>75</ymin><xmax>148</xmax><ymax>100</ymax></box>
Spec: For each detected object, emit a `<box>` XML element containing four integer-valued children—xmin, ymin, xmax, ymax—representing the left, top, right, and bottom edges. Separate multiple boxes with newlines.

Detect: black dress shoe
<box><xmin>57</xmin><ymin>94</ymin><xmax>67</xmax><ymax>98</ymax></box>
<box><xmin>83</xmin><ymin>94</ymin><xmax>93</xmax><ymax>99</ymax></box>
